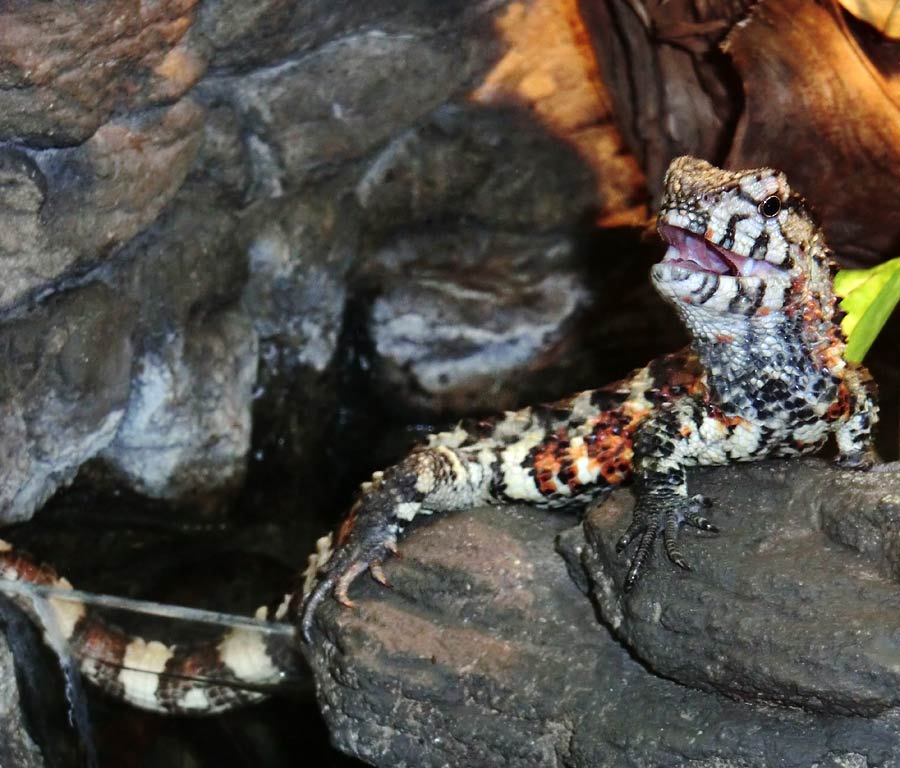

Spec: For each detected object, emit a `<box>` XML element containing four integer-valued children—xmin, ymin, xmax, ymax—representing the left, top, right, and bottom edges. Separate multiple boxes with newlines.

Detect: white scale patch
<box><xmin>119</xmin><ymin>638</ymin><xmax>174</xmax><ymax>708</ymax></box>
<box><xmin>792</xmin><ymin>421</ymin><xmax>830</xmax><ymax>445</ymax></box>
<box><xmin>414</xmin><ymin>465</ymin><xmax>436</xmax><ymax>494</ymax></box>
<box><xmin>427</xmin><ymin>424</ymin><xmax>468</xmax><ymax>449</ymax></box>
<box><xmin>498</xmin><ymin>429</ymin><xmax>548</xmax><ymax>502</ymax></box>
<box><xmin>301</xmin><ymin>533</ymin><xmax>334</xmax><ymax>599</ymax></box>
<box><xmin>395</xmin><ymin>501</ymin><xmax>423</xmax><ymax>521</ymax></box>
<box><xmin>218</xmin><ymin>628</ymin><xmax>280</xmax><ymax>683</ymax></box>
<box><xmin>701</xmin><ymin>279</ymin><xmax>737</xmax><ymax>312</ymax></box>
<box><xmin>567</xmin><ymin>390</ymin><xmax>596</xmax><ymax>424</ymax></box>
<box><xmin>574</xmin><ymin>454</ymin><xmax>596</xmax><ymax>485</ymax></box>
<box><xmin>48</xmin><ymin>595</ymin><xmax>86</xmax><ymax>640</ymax></box>
<box><xmin>178</xmin><ymin>687</ymin><xmax>210</xmax><ymax>711</ymax></box>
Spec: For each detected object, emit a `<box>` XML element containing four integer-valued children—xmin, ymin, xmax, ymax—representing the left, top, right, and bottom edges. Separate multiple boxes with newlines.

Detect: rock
<box><xmin>355</xmin><ymin>103</ymin><xmax>597</xmax><ymax>234</ymax></box>
<box><xmin>242</xmin><ymin>190</ymin><xmax>358</xmax><ymax>374</ymax></box>
<box><xmin>196</xmin><ymin>24</ymin><xmax>500</xmax><ymax>195</ymax></box>
<box><xmin>101</xmin><ymin>307</ymin><xmax>257</xmax><ymax>499</ymax></box>
<box><xmin>304</xmin><ymin>487</ymin><xmax>900</xmax><ymax>767</ymax></box>
<box><xmin>0</xmin><ymin>617</ymin><xmax>46</xmax><ymax>768</ymax></box>
<box><xmin>0</xmin><ymin>0</ymin><xmax>206</xmax><ymax>145</ymax></box>
<box><xmin>576</xmin><ymin>459</ymin><xmax>900</xmax><ymax>716</ymax></box>
<box><xmin>365</xmin><ymin>230</ymin><xmax>591</xmax><ymax>414</ymax></box>
<box><xmin>198</xmin><ymin>0</ymin><xmax>507</xmax><ymax>74</ymax></box>
<box><xmin>0</xmin><ymin>283</ymin><xmax>134</xmax><ymax>523</ymax></box>
<box><xmin>238</xmin><ymin>186</ymin><xmax>359</xmax><ymax>498</ymax></box>
<box><xmin>111</xmin><ymin>180</ymin><xmax>245</xmax><ymax>335</ymax></box>
<box><xmin>0</xmin><ymin>101</ymin><xmax>204</xmax><ymax>310</ymax></box>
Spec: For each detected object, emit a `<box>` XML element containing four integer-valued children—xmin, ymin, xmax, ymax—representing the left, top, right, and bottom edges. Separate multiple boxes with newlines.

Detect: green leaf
<box><xmin>834</xmin><ymin>256</ymin><xmax>900</xmax><ymax>362</ymax></box>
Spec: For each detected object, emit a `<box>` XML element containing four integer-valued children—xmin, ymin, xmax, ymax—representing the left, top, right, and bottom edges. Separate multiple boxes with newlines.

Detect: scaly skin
<box><xmin>300</xmin><ymin>155</ymin><xmax>877</xmax><ymax>640</ymax></box>
<box><xmin>0</xmin><ymin>157</ymin><xmax>878</xmax><ymax>714</ymax></box>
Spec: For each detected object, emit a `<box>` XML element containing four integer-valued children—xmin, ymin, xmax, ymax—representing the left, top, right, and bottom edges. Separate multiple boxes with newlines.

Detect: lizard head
<box><xmin>652</xmin><ymin>156</ymin><xmax>836</xmax><ymax>323</ymax></box>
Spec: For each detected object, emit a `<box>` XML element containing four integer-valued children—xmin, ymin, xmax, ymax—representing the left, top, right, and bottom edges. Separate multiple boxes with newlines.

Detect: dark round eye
<box><xmin>759</xmin><ymin>195</ymin><xmax>781</xmax><ymax>217</ymax></box>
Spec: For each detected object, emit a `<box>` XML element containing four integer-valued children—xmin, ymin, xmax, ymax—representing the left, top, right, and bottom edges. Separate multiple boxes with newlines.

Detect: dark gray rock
<box><xmin>574</xmin><ymin>459</ymin><xmax>900</xmax><ymax>716</ymax></box>
<box><xmin>0</xmin><ymin>101</ymin><xmax>204</xmax><ymax>310</ymax></box>
<box><xmin>356</xmin><ymin>103</ymin><xmax>597</xmax><ymax>234</ymax></box>
<box><xmin>0</xmin><ymin>632</ymin><xmax>45</xmax><ymax>768</ymax></box>
<box><xmin>100</xmin><ymin>307</ymin><xmax>257</xmax><ymax>499</ymax></box>
<box><xmin>195</xmin><ymin>22</ymin><xmax>501</xmax><ymax>199</ymax></box>
<box><xmin>366</xmin><ymin>230</ymin><xmax>591</xmax><ymax>414</ymax></box>
<box><xmin>237</xmin><ymin>185</ymin><xmax>360</xmax><ymax>486</ymax></box>
<box><xmin>197</xmin><ymin>0</ymin><xmax>508</xmax><ymax>74</ymax></box>
<box><xmin>0</xmin><ymin>283</ymin><xmax>134</xmax><ymax>523</ymax></box>
<box><xmin>304</xmin><ymin>487</ymin><xmax>900</xmax><ymax>767</ymax></box>
<box><xmin>242</xmin><ymin>189</ymin><xmax>358</xmax><ymax>374</ymax></box>
<box><xmin>0</xmin><ymin>0</ymin><xmax>619</xmax><ymax>524</ymax></box>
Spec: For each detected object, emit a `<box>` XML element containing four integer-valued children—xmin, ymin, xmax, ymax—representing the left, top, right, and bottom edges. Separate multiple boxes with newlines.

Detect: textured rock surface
<box><xmin>0</xmin><ymin>628</ymin><xmax>45</xmax><ymax>768</ymax></box>
<box><xmin>304</xmin><ymin>464</ymin><xmax>900</xmax><ymax>766</ymax></box>
<box><xmin>0</xmin><ymin>0</ymin><xmax>205</xmax><ymax>144</ymax></box>
<box><xmin>0</xmin><ymin>0</ymin><xmax>642</xmax><ymax>525</ymax></box>
<box><xmin>0</xmin><ymin>284</ymin><xmax>133</xmax><ymax>522</ymax></box>
<box><xmin>0</xmin><ymin>102</ymin><xmax>204</xmax><ymax>310</ymax></box>
<box><xmin>368</xmin><ymin>231</ymin><xmax>590</xmax><ymax>414</ymax></box>
<box><xmin>577</xmin><ymin>460</ymin><xmax>900</xmax><ymax>716</ymax></box>
<box><xmin>355</xmin><ymin>103</ymin><xmax>598</xmax><ymax>234</ymax></box>
<box><xmin>101</xmin><ymin>308</ymin><xmax>257</xmax><ymax>498</ymax></box>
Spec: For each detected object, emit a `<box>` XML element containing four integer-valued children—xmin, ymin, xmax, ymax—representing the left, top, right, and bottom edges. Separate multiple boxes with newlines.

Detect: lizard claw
<box><xmin>618</xmin><ymin>495</ymin><xmax>714</xmax><ymax>592</ymax></box>
<box><xmin>299</xmin><ymin>527</ymin><xmax>398</xmax><ymax>643</ymax></box>
<box><xmin>684</xmin><ymin>495</ymin><xmax>718</xmax><ymax>533</ymax></box>
<box><xmin>369</xmin><ymin>560</ymin><xmax>391</xmax><ymax>587</ymax></box>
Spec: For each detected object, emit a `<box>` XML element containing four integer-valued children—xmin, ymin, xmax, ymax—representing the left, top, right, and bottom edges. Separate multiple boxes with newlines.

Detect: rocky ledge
<box><xmin>305</xmin><ymin>459</ymin><xmax>900</xmax><ymax>767</ymax></box>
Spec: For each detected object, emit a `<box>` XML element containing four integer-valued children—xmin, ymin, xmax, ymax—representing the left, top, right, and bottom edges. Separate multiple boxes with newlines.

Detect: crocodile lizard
<box><xmin>0</xmin><ymin>156</ymin><xmax>878</xmax><ymax>714</ymax></box>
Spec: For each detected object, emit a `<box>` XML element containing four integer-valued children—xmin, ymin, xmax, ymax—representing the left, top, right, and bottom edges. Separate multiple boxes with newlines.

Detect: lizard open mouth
<box><xmin>658</xmin><ymin>224</ymin><xmax>781</xmax><ymax>278</ymax></box>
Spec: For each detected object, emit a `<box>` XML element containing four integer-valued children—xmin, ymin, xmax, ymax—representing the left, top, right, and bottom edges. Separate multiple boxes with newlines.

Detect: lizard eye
<box><xmin>759</xmin><ymin>195</ymin><xmax>781</xmax><ymax>217</ymax></box>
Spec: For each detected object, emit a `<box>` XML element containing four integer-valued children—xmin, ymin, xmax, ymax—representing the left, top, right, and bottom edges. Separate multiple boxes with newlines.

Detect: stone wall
<box><xmin>0</xmin><ymin>0</ymin><xmax>644</xmax><ymax>524</ymax></box>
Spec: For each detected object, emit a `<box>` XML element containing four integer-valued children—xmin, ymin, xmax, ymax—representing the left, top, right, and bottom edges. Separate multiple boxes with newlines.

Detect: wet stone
<box><xmin>100</xmin><ymin>308</ymin><xmax>258</xmax><ymax>499</ymax></box>
<box><xmin>0</xmin><ymin>101</ymin><xmax>204</xmax><ymax>311</ymax></box>
<box><xmin>0</xmin><ymin>283</ymin><xmax>134</xmax><ymax>523</ymax></box>
<box><xmin>196</xmin><ymin>24</ymin><xmax>500</xmax><ymax>195</ymax></box>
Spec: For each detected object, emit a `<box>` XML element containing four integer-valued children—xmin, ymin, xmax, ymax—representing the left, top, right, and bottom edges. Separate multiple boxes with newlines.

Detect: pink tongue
<box><xmin>665</xmin><ymin>238</ymin><xmax>731</xmax><ymax>274</ymax></box>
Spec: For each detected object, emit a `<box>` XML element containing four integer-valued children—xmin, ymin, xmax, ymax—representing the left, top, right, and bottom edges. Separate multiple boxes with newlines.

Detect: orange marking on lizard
<box><xmin>336</xmin><ymin>500</ymin><xmax>362</xmax><ymax>546</ymax></box>
<box><xmin>826</xmin><ymin>382</ymin><xmax>851</xmax><ymax>421</ymax></box>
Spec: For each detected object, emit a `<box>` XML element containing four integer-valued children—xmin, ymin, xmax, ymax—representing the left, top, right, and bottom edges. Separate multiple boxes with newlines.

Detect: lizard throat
<box><xmin>658</xmin><ymin>224</ymin><xmax>782</xmax><ymax>279</ymax></box>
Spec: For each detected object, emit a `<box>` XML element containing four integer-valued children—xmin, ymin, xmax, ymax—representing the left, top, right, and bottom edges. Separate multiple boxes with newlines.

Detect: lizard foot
<box><xmin>834</xmin><ymin>450</ymin><xmax>878</xmax><ymax>471</ymax></box>
<box><xmin>615</xmin><ymin>494</ymin><xmax>715</xmax><ymax>592</ymax></box>
<box><xmin>299</xmin><ymin>526</ymin><xmax>398</xmax><ymax>643</ymax></box>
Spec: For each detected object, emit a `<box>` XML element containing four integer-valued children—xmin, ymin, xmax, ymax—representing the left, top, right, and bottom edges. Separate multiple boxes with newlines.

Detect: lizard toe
<box><xmin>684</xmin><ymin>511</ymin><xmax>718</xmax><ymax>533</ymax></box>
<box><xmin>299</xmin><ymin>529</ymin><xmax>398</xmax><ymax>643</ymax></box>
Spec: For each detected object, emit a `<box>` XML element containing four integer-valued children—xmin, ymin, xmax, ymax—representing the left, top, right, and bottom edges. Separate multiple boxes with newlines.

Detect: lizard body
<box><xmin>300</xmin><ymin>155</ymin><xmax>877</xmax><ymax>634</ymax></box>
<box><xmin>0</xmin><ymin>156</ymin><xmax>878</xmax><ymax>714</ymax></box>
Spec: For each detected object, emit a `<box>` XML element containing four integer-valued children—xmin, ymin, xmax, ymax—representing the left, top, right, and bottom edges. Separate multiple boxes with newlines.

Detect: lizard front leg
<box><xmin>615</xmin><ymin>399</ymin><xmax>718</xmax><ymax>590</ymax></box>
<box><xmin>834</xmin><ymin>364</ymin><xmax>879</xmax><ymax>469</ymax></box>
<box><xmin>615</xmin><ymin>463</ymin><xmax>716</xmax><ymax>591</ymax></box>
<box><xmin>300</xmin><ymin>445</ymin><xmax>485</xmax><ymax>641</ymax></box>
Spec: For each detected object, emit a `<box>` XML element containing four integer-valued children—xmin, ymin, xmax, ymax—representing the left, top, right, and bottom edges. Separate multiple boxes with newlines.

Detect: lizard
<box><xmin>0</xmin><ymin>156</ymin><xmax>878</xmax><ymax>715</ymax></box>
<box><xmin>298</xmin><ymin>154</ymin><xmax>878</xmax><ymax>639</ymax></box>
